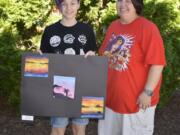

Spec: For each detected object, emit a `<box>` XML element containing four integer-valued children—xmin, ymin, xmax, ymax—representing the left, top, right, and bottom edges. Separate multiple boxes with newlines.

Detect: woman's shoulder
<box><xmin>138</xmin><ymin>17</ymin><xmax>161</xmax><ymax>36</ymax></box>
<box><xmin>139</xmin><ymin>17</ymin><xmax>158</xmax><ymax>29</ymax></box>
<box><xmin>109</xmin><ymin>19</ymin><xmax>120</xmax><ymax>26</ymax></box>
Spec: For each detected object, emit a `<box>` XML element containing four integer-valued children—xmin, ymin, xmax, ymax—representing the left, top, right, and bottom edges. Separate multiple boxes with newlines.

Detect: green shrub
<box><xmin>0</xmin><ymin>28</ymin><xmax>21</xmax><ymax>108</ymax></box>
<box><xmin>143</xmin><ymin>0</ymin><xmax>180</xmax><ymax>107</ymax></box>
<box><xmin>0</xmin><ymin>0</ymin><xmax>179</xmax><ymax>110</ymax></box>
<box><xmin>0</xmin><ymin>0</ymin><xmax>53</xmax><ymax>110</ymax></box>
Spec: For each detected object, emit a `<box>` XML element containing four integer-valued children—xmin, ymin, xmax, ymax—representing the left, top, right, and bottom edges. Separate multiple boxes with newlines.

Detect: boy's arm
<box><xmin>84</xmin><ymin>26</ymin><xmax>97</xmax><ymax>57</ymax></box>
<box><xmin>40</xmin><ymin>28</ymin><xmax>50</xmax><ymax>53</ymax></box>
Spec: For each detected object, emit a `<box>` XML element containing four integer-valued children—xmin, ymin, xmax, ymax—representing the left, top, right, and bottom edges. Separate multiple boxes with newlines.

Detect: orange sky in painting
<box><xmin>24</xmin><ymin>57</ymin><xmax>48</xmax><ymax>73</ymax></box>
<box><xmin>81</xmin><ymin>98</ymin><xmax>104</xmax><ymax>114</ymax></box>
<box><xmin>25</xmin><ymin>57</ymin><xmax>49</xmax><ymax>64</ymax></box>
<box><xmin>82</xmin><ymin>98</ymin><xmax>103</xmax><ymax>107</ymax></box>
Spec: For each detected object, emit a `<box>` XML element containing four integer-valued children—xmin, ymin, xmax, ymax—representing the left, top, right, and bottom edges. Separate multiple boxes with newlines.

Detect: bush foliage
<box><xmin>0</xmin><ymin>0</ymin><xmax>53</xmax><ymax>108</ymax></box>
<box><xmin>0</xmin><ymin>0</ymin><xmax>179</xmax><ymax>109</ymax></box>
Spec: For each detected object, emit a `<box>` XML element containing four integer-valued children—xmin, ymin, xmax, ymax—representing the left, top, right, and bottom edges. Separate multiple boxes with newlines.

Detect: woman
<box><xmin>98</xmin><ymin>0</ymin><xmax>166</xmax><ymax>135</ymax></box>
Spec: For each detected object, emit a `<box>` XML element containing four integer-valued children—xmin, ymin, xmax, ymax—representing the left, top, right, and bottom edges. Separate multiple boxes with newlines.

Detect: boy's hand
<box><xmin>37</xmin><ymin>50</ymin><xmax>43</xmax><ymax>55</ymax></box>
<box><xmin>84</xmin><ymin>51</ymin><xmax>95</xmax><ymax>58</ymax></box>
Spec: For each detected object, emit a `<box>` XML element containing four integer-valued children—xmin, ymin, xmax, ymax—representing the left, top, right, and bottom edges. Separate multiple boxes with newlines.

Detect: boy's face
<box><xmin>59</xmin><ymin>0</ymin><xmax>80</xmax><ymax>20</ymax></box>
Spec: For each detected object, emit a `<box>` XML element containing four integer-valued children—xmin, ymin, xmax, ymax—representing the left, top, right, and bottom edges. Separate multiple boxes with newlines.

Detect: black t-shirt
<box><xmin>40</xmin><ymin>21</ymin><xmax>97</xmax><ymax>55</ymax></box>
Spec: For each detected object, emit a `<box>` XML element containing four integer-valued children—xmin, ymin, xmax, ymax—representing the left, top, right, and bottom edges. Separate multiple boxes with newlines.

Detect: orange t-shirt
<box><xmin>99</xmin><ymin>17</ymin><xmax>166</xmax><ymax>114</ymax></box>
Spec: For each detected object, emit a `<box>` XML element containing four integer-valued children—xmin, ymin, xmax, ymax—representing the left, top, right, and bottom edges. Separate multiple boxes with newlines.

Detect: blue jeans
<box><xmin>51</xmin><ymin>117</ymin><xmax>89</xmax><ymax>128</ymax></box>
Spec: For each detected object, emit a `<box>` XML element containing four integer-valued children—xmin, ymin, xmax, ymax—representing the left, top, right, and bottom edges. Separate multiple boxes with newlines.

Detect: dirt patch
<box><xmin>0</xmin><ymin>90</ymin><xmax>180</xmax><ymax>135</ymax></box>
<box><xmin>154</xmin><ymin>90</ymin><xmax>180</xmax><ymax>135</ymax></box>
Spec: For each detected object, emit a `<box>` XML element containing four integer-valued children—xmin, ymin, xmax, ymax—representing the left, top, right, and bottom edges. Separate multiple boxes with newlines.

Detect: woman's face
<box><xmin>116</xmin><ymin>0</ymin><xmax>137</xmax><ymax>22</ymax></box>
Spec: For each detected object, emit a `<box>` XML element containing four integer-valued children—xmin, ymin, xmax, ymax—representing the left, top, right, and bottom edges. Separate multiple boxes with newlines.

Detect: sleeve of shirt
<box><xmin>85</xmin><ymin>26</ymin><xmax>97</xmax><ymax>52</ymax></box>
<box><xmin>141</xmin><ymin>23</ymin><xmax>166</xmax><ymax>66</ymax></box>
<box><xmin>40</xmin><ymin>27</ymin><xmax>51</xmax><ymax>53</ymax></box>
<box><xmin>98</xmin><ymin>25</ymin><xmax>112</xmax><ymax>55</ymax></box>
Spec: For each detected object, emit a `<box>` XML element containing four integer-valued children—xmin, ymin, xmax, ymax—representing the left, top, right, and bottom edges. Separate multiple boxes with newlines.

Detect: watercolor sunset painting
<box><xmin>81</xmin><ymin>96</ymin><xmax>104</xmax><ymax>118</ymax></box>
<box><xmin>24</xmin><ymin>56</ymin><xmax>49</xmax><ymax>77</ymax></box>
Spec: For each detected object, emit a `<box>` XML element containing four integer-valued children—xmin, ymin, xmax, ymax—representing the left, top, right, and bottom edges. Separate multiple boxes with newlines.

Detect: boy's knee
<box><xmin>72</xmin><ymin>124</ymin><xmax>86</xmax><ymax>135</ymax></box>
<box><xmin>51</xmin><ymin>127</ymin><xmax>65</xmax><ymax>135</ymax></box>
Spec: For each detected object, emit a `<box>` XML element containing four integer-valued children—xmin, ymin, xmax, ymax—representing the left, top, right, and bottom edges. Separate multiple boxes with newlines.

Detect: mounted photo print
<box><xmin>24</xmin><ymin>56</ymin><xmax>49</xmax><ymax>77</ymax></box>
<box><xmin>53</xmin><ymin>75</ymin><xmax>76</xmax><ymax>100</ymax></box>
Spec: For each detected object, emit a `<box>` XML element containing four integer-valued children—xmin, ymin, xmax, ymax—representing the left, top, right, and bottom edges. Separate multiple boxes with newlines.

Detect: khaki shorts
<box><xmin>98</xmin><ymin>106</ymin><xmax>156</xmax><ymax>135</ymax></box>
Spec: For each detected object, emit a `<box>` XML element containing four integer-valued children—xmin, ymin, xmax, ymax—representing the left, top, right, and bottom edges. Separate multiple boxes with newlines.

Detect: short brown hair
<box><xmin>55</xmin><ymin>0</ymin><xmax>80</xmax><ymax>6</ymax></box>
<box><xmin>131</xmin><ymin>0</ymin><xmax>144</xmax><ymax>15</ymax></box>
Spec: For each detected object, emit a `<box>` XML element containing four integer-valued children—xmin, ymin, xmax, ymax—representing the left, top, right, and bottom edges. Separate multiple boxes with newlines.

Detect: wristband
<box><xmin>143</xmin><ymin>89</ymin><xmax>153</xmax><ymax>97</ymax></box>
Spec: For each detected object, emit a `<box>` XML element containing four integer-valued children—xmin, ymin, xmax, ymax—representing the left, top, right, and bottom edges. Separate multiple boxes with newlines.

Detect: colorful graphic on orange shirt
<box><xmin>81</xmin><ymin>96</ymin><xmax>104</xmax><ymax>118</ymax></box>
<box><xmin>24</xmin><ymin>56</ymin><xmax>49</xmax><ymax>77</ymax></box>
<box><xmin>104</xmin><ymin>33</ymin><xmax>134</xmax><ymax>71</ymax></box>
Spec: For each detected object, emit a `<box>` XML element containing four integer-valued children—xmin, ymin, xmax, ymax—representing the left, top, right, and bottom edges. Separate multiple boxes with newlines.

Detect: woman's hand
<box><xmin>137</xmin><ymin>92</ymin><xmax>151</xmax><ymax>110</ymax></box>
<box><xmin>84</xmin><ymin>51</ymin><xmax>95</xmax><ymax>58</ymax></box>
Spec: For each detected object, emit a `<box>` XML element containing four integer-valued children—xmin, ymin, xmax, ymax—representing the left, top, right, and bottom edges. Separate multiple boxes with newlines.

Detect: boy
<box><xmin>40</xmin><ymin>0</ymin><xmax>97</xmax><ymax>135</ymax></box>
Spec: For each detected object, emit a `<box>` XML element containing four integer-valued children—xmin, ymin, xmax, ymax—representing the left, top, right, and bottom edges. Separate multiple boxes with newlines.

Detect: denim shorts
<box><xmin>51</xmin><ymin>117</ymin><xmax>89</xmax><ymax>128</ymax></box>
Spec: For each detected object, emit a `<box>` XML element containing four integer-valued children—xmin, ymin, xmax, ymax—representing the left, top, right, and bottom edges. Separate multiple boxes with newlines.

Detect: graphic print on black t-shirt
<box><xmin>104</xmin><ymin>33</ymin><xmax>134</xmax><ymax>71</ymax></box>
<box><xmin>63</xmin><ymin>34</ymin><xmax>75</xmax><ymax>44</ymax></box>
<box><xmin>40</xmin><ymin>21</ymin><xmax>96</xmax><ymax>55</ymax></box>
<box><xmin>50</xmin><ymin>35</ymin><xmax>61</xmax><ymax>47</ymax></box>
<box><xmin>78</xmin><ymin>34</ymin><xmax>87</xmax><ymax>45</ymax></box>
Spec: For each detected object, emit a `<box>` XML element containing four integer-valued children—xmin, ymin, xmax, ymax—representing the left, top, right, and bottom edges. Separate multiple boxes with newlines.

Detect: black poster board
<box><xmin>21</xmin><ymin>52</ymin><xmax>108</xmax><ymax>119</ymax></box>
